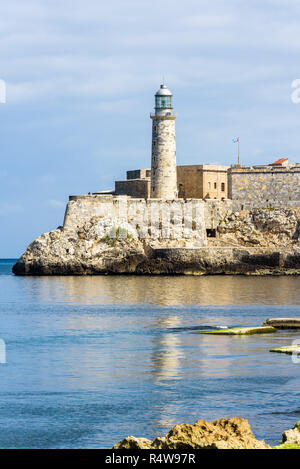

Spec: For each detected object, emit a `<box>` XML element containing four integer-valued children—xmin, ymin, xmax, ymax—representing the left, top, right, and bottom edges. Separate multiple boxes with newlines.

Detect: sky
<box><xmin>1</xmin><ymin>0</ymin><xmax>300</xmax><ymax>256</ymax></box>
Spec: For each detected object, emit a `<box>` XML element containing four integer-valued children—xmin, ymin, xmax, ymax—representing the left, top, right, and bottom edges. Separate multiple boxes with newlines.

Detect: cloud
<box><xmin>1</xmin><ymin>0</ymin><xmax>300</xmax><ymax>106</ymax></box>
<box><xmin>2</xmin><ymin>0</ymin><xmax>300</xmax><ymax>255</ymax></box>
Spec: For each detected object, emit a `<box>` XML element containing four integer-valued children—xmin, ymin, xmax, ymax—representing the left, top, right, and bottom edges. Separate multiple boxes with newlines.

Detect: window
<box><xmin>221</xmin><ymin>182</ymin><xmax>225</xmax><ymax>192</ymax></box>
<box><xmin>214</xmin><ymin>182</ymin><xmax>217</xmax><ymax>189</ymax></box>
<box><xmin>155</xmin><ymin>96</ymin><xmax>172</xmax><ymax>109</ymax></box>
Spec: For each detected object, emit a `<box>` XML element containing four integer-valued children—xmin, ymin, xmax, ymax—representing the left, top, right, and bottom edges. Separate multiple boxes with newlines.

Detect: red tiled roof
<box><xmin>270</xmin><ymin>158</ymin><xmax>288</xmax><ymax>166</ymax></box>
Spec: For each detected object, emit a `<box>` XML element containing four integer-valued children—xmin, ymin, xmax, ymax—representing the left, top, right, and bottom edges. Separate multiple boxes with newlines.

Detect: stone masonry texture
<box><xmin>228</xmin><ymin>166</ymin><xmax>300</xmax><ymax>208</ymax></box>
<box><xmin>151</xmin><ymin>116</ymin><xmax>177</xmax><ymax>199</ymax></box>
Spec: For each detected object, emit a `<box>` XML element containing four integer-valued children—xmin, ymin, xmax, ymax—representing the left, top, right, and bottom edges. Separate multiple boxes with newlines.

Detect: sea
<box><xmin>0</xmin><ymin>258</ymin><xmax>299</xmax><ymax>448</ymax></box>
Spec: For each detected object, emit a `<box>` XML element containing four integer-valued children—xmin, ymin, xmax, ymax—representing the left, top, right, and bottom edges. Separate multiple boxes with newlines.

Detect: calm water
<box><xmin>0</xmin><ymin>259</ymin><xmax>300</xmax><ymax>448</ymax></box>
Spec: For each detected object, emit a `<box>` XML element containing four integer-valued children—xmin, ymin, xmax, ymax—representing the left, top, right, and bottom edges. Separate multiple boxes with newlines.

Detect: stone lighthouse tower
<box><xmin>150</xmin><ymin>84</ymin><xmax>177</xmax><ymax>199</ymax></box>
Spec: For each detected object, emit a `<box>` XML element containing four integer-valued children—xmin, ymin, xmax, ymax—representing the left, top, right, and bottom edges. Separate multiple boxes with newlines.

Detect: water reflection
<box><xmin>1</xmin><ymin>265</ymin><xmax>300</xmax><ymax>448</ymax></box>
<box><xmin>151</xmin><ymin>317</ymin><xmax>182</xmax><ymax>382</ymax></box>
<box><xmin>22</xmin><ymin>275</ymin><xmax>300</xmax><ymax>305</ymax></box>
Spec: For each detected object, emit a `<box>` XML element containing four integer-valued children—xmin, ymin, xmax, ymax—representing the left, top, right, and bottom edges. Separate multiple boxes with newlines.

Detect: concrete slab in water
<box><xmin>270</xmin><ymin>346</ymin><xmax>300</xmax><ymax>355</ymax></box>
<box><xmin>263</xmin><ymin>318</ymin><xmax>300</xmax><ymax>329</ymax></box>
<box><xmin>197</xmin><ymin>326</ymin><xmax>277</xmax><ymax>336</ymax></box>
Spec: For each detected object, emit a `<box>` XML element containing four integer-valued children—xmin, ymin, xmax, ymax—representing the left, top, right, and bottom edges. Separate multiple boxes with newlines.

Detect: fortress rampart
<box><xmin>228</xmin><ymin>165</ymin><xmax>300</xmax><ymax>208</ymax></box>
<box><xmin>63</xmin><ymin>195</ymin><xmax>236</xmax><ymax>245</ymax></box>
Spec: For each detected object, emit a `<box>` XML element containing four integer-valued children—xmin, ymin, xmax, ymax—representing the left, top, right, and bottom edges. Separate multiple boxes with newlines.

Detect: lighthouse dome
<box><xmin>155</xmin><ymin>84</ymin><xmax>172</xmax><ymax>96</ymax></box>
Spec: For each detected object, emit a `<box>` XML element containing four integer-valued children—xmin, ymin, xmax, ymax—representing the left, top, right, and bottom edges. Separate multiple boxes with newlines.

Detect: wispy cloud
<box><xmin>2</xmin><ymin>0</ymin><xmax>300</xmax><ymax>104</ymax></box>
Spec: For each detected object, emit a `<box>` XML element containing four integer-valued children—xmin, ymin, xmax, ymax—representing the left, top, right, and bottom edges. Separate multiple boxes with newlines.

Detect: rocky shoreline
<box><xmin>12</xmin><ymin>239</ymin><xmax>300</xmax><ymax>276</ymax></box>
<box><xmin>113</xmin><ymin>417</ymin><xmax>300</xmax><ymax>450</ymax></box>
<box><xmin>12</xmin><ymin>207</ymin><xmax>300</xmax><ymax>276</ymax></box>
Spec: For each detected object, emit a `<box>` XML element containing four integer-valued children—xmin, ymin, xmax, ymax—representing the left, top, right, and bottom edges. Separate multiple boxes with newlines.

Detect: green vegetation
<box><xmin>100</xmin><ymin>227</ymin><xmax>132</xmax><ymax>247</ymax></box>
<box><xmin>273</xmin><ymin>443</ymin><xmax>300</xmax><ymax>449</ymax></box>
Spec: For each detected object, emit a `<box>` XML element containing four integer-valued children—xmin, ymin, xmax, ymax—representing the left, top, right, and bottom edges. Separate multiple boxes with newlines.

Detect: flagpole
<box><xmin>238</xmin><ymin>139</ymin><xmax>240</xmax><ymax>165</ymax></box>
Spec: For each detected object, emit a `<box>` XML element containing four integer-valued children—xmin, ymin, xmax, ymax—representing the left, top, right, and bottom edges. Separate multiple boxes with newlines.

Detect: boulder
<box><xmin>282</xmin><ymin>422</ymin><xmax>300</xmax><ymax>445</ymax></box>
<box><xmin>113</xmin><ymin>436</ymin><xmax>153</xmax><ymax>449</ymax></box>
<box><xmin>263</xmin><ymin>318</ymin><xmax>300</xmax><ymax>329</ymax></box>
<box><xmin>113</xmin><ymin>417</ymin><xmax>271</xmax><ymax>449</ymax></box>
<box><xmin>273</xmin><ymin>422</ymin><xmax>300</xmax><ymax>448</ymax></box>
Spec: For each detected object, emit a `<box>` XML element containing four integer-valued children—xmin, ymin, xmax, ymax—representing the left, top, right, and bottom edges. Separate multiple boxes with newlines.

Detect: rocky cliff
<box><xmin>13</xmin><ymin>207</ymin><xmax>300</xmax><ymax>275</ymax></box>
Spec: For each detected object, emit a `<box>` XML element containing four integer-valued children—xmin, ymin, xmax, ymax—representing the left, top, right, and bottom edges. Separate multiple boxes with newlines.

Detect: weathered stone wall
<box><xmin>126</xmin><ymin>169</ymin><xmax>151</xmax><ymax>180</ymax></box>
<box><xmin>63</xmin><ymin>195</ymin><xmax>234</xmax><ymax>245</ymax></box>
<box><xmin>114</xmin><ymin>179</ymin><xmax>150</xmax><ymax>198</ymax></box>
<box><xmin>228</xmin><ymin>166</ymin><xmax>300</xmax><ymax>208</ymax></box>
<box><xmin>151</xmin><ymin>116</ymin><xmax>177</xmax><ymax>199</ymax></box>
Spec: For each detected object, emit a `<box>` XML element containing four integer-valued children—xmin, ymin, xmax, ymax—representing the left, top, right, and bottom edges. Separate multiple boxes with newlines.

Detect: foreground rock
<box><xmin>198</xmin><ymin>326</ymin><xmax>276</xmax><ymax>336</ymax></box>
<box><xmin>263</xmin><ymin>318</ymin><xmax>300</xmax><ymax>329</ymax></box>
<box><xmin>113</xmin><ymin>417</ymin><xmax>271</xmax><ymax>449</ymax></box>
<box><xmin>274</xmin><ymin>422</ymin><xmax>300</xmax><ymax>449</ymax></box>
<box><xmin>269</xmin><ymin>345</ymin><xmax>300</xmax><ymax>355</ymax></box>
<box><xmin>282</xmin><ymin>422</ymin><xmax>300</xmax><ymax>445</ymax></box>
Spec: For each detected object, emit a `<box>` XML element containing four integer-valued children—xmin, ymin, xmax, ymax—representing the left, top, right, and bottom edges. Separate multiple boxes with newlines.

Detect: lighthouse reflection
<box><xmin>150</xmin><ymin>316</ymin><xmax>182</xmax><ymax>382</ymax></box>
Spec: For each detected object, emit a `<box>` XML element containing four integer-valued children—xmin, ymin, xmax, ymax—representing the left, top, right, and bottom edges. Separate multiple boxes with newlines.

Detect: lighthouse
<box><xmin>150</xmin><ymin>84</ymin><xmax>177</xmax><ymax>199</ymax></box>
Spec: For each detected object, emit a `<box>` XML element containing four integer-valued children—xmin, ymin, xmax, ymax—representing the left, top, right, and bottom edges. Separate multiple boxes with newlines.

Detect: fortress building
<box><xmin>109</xmin><ymin>84</ymin><xmax>300</xmax><ymax>208</ymax></box>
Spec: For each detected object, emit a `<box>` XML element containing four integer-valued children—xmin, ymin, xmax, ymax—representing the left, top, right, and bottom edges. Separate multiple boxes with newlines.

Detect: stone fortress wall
<box><xmin>63</xmin><ymin>195</ymin><xmax>235</xmax><ymax>246</ymax></box>
<box><xmin>228</xmin><ymin>164</ymin><xmax>300</xmax><ymax>208</ymax></box>
<box><xmin>114</xmin><ymin>179</ymin><xmax>150</xmax><ymax>198</ymax></box>
<box><xmin>115</xmin><ymin>169</ymin><xmax>151</xmax><ymax>198</ymax></box>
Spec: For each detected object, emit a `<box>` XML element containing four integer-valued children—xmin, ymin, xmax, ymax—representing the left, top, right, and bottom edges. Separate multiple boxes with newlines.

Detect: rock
<box><xmin>263</xmin><ymin>318</ymin><xmax>300</xmax><ymax>329</ymax></box>
<box><xmin>113</xmin><ymin>417</ymin><xmax>271</xmax><ymax>450</ymax></box>
<box><xmin>282</xmin><ymin>422</ymin><xmax>300</xmax><ymax>445</ymax></box>
<box><xmin>273</xmin><ymin>422</ymin><xmax>300</xmax><ymax>449</ymax></box>
<box><xmin>198</xmin><ymin>326</ymin><xmax>276</xmax><ymax>335</ymax></box>
<box><xmin>113</xmin><ymin>436</ymin><xmax>153</xmax><ymax>449</ymax></box>
<box><xmin>217</xmin><ymin>208</ymin><xmax>300</xmax><ymax>248</ymax></box>
<box><xmin>269</xmin><ymin>346</ymin><xmax>300</xmax><ymax>355</ymax></box>
<box><xmin>12</xmin><ymin>221</ymin><xmax>147</xmax><ymax>275</ymax></box>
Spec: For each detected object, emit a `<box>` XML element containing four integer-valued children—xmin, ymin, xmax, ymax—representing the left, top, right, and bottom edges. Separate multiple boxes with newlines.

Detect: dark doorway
<box><xmin>206</xmin><ymin>228</ymin><xmax>216</xmax><ymax>238</ymax></box>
